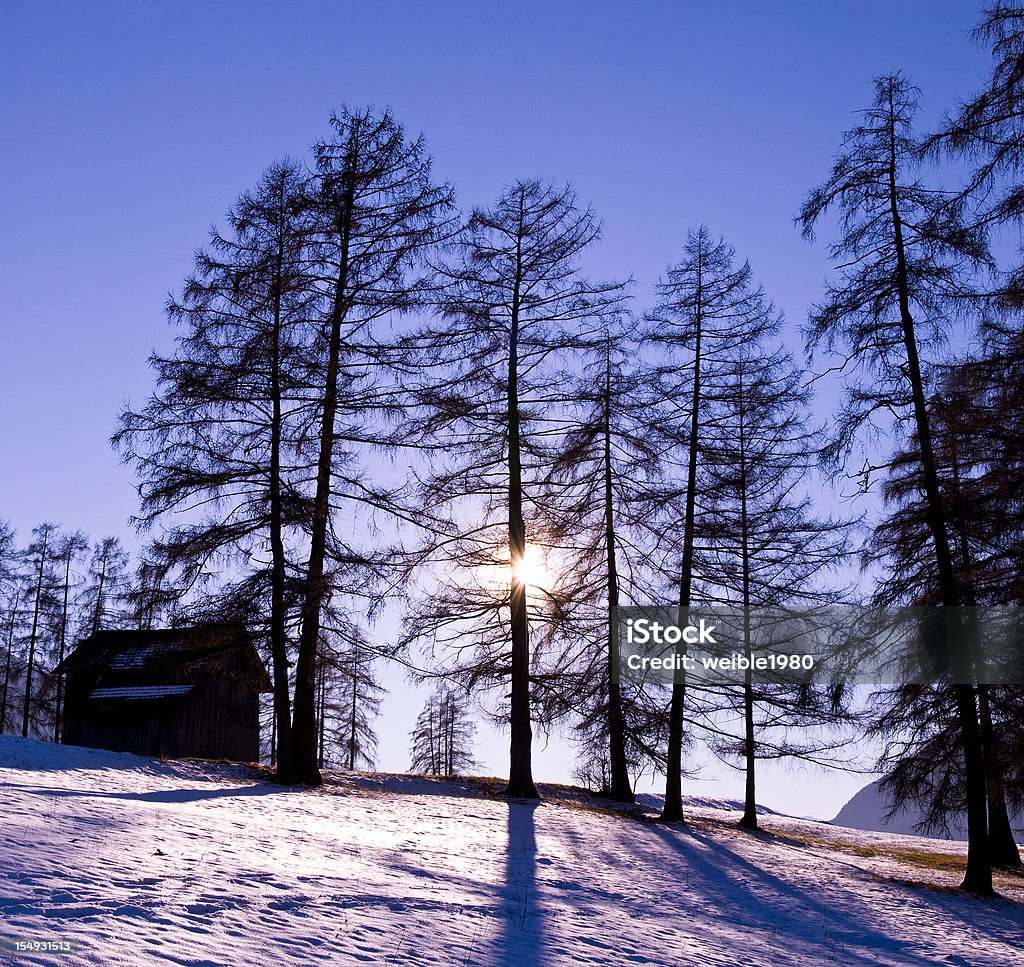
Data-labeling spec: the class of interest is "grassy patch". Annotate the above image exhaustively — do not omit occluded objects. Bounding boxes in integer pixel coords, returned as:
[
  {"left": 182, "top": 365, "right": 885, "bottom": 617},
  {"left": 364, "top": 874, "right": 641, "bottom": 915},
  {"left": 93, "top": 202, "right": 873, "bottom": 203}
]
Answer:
[
  {"left": 762, "top": 824, "right": 1024, "bottom": 893},
  {"left": 767, "top": 827, "right": 967, "bottom": 871}
]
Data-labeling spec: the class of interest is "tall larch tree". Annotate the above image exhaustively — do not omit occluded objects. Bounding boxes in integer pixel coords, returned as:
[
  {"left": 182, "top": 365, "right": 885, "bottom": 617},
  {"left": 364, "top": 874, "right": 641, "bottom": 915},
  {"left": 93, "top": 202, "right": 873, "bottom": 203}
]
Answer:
[
  {"left": 400, "top": 180, "right": 626, "bottom": 798},
  {"left": 286, "top": 107, "right": 456, "bottom": 785},
  {"left": 115, "top": 159, "right": 317, "bottom": 779},
  {"left": 645, "top": 227, "right": 773, "bottom": 823},
  {"left": 546, "top": 318, "right": 664, "bottom": 802},
  {"left": 21, "top": 523, "right": 59, "bottom": 739},
  {"left": 52, "top": 530, "right": 88, "bottom": 742},
  {"left": 692, "top": 327, "right": 849, "bottom": 831},
  {"left": 798, "top": 74, "right": 993, "bottom": 893}
]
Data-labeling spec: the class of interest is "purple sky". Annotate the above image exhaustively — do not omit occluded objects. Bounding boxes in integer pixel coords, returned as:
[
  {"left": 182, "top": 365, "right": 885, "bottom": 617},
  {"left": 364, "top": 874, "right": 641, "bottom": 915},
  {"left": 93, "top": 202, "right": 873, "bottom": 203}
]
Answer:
[
  {"left": 1, "top": 0, "right": 987, "bottom": 543},
  {"left": 0, "top": 1, "right": 994, "bottom": 811}
]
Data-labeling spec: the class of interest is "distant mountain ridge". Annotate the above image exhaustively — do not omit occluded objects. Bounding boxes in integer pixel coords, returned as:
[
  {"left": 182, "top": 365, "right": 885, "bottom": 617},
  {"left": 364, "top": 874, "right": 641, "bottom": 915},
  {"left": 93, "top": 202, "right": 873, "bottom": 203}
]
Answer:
[{"left": 832, "top": 779, "right": 1023, "bottom": 840}]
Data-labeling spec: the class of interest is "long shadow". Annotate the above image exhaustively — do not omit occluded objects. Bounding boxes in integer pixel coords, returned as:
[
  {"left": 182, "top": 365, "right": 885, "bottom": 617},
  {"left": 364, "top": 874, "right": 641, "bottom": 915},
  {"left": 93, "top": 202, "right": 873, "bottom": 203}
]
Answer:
[
  {"left": 724, "top": 826, "right": 1024, "bottom": 948},
  {"left": 10, "top": 783, "right": 285, "bottom": 804},
  {"left": 643, "top": 820, "right": 995, "bottom": 966},
  {"left": 495, "top": 800, "right": 545, "bottom": 967},
  {"left": 691, "top": 823, "right": 1024, "bottom": 943}
]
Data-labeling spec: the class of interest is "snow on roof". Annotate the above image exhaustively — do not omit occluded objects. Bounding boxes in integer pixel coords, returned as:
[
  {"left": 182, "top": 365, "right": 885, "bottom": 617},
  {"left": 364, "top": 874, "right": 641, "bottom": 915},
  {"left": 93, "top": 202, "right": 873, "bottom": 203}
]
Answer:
[
  {"left": 110, "top": 645, "right": 163, "bottom": 670},
  {"left": 88, "top": 685, "right": 194, "bottom": 701}
]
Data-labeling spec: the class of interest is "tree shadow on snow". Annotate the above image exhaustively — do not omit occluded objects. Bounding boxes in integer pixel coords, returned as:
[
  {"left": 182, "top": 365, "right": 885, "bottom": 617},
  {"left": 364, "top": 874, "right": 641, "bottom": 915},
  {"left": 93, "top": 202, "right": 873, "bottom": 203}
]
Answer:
[
  {"left": 494, "top": 800, "right": 545, "bottom": 967},
  {"left": 12, "top": 783, "right": 287, "bottom": 804},
  {"left": 642, "top": 821, "right": 990, "bottom": 966}
]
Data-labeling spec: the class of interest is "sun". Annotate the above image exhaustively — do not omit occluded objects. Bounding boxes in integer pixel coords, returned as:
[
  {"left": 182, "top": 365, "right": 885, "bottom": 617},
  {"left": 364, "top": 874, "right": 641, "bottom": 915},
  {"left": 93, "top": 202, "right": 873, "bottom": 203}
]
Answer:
[{"left": 511, "top": 544, "right": 550, "bottom": 588}]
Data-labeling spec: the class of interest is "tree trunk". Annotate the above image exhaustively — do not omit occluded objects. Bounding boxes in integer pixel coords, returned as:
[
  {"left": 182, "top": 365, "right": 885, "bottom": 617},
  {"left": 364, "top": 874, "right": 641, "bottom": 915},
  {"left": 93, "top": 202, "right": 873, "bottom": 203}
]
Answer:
[
  {"left": 53, "top": 548, "right": 73, "bottom": 744},
  {"left": 737, "top": 370, "right": 758, "bottom": 831},
  {"left": 505, "top": 218, "right": 538, "bottom": 799},
  {"left": 268, "top": 177, "right": 295, "bottom": 779},
  {"left": 270, "top": 703, "right": 277, "bottom": 767},
  {"left": 429, "top": 703, "right": 437, "bottom": 774},
  {"left": 291, "top": 128, "right": 360, "bottom": 786},
  {"left": 348, "top": 655, "right": 358, "bottom": 771},
  {"left": 662, "top": 251, "right": 703, "bottom": 823},
  {"left": 446, "top": 700, "right": 455, "bottom": 776},
  {"left": 979, "top": 684, "right": 1022, "bottom": 867},
  {"left": 603, "top": 338, "right": 634, "bottom": 803},
  {"left": 1, "top": 589, "right": 21, "bottom": 734},
  {"left": 886, "top": 100, "right": 991, "bottom": 894},
  {"left": 316, "top": 658, "right": 325, "bottom": 770}
]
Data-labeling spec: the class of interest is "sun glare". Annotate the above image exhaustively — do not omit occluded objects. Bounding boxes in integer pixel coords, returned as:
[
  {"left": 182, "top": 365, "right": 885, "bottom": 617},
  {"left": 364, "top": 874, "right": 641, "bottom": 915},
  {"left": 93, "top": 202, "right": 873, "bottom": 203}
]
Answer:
[{"left": 511, "top": 544, "right": 549, "bottom": 588}]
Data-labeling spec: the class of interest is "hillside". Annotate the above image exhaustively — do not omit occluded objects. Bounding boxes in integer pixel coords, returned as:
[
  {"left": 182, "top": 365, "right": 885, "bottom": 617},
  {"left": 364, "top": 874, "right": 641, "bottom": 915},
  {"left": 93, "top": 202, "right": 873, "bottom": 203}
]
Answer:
[{"left": 1, "top": 736, "right": 1022, "bottom": 966}]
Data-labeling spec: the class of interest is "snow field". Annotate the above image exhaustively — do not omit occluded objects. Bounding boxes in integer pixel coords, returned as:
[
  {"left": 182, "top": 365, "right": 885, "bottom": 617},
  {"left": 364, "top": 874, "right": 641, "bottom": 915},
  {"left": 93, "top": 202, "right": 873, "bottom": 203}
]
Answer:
[{"left": 1, "top": 736, "right": 1022, "bottom": 966}]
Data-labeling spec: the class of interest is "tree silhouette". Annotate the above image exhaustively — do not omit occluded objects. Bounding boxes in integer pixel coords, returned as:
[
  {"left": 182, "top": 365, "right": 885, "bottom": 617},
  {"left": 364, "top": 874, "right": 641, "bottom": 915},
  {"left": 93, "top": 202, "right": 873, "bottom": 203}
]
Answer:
[
  {"left": 115, "top": 159, "right": 316, "bottom": 777},
  {"left": 798, "top": 73, "right": 994, "bottom": 893},
  {"left": 316, "top": 635, "right": 385, "bottom": 771},
  {"left": 410, "top": 685, "right": 479, "bottom": 776},
  {"left": 288, "top": 108, "right": 456, "bottom": 785},
  {"left": 52, "top": 530, "right": 88, "bottom": 742},
  {"left": 927, "top": 3, "right": 1024, "bottom": 296},
  {"left": 868, "top": 355, "right": 1023, "bottom": 866},
  {"left": 77, "top": 536, "right": 128, "bottom": 636},
  {"left": 21, "top": 523, "right": 59, "bottom": 739},
  {"left": 117, "top": 112, "right": 454, "bottom": 785},
  {"left": 644, "top": 226, "right": 776, "bottom": 823},
  {"left": 0, "top": 521, "right": 20, "bottom": 734},
  {"left": 400, "top": 180, "right": 626, "bottom": 798},
  {"left": 695, "top": 338, "right": 850, "bottom": 831},
  {"left": 546, "top": 319, "right": 664, "bottom": 802}
]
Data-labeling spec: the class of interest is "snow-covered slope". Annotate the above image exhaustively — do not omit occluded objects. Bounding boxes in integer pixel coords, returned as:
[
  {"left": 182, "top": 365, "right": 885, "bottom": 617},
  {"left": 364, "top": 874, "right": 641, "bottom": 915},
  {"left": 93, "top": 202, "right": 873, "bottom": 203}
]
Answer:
[
  {"left": 1, "top": 736, "right": 1022, "bottom": 966},
  {"left": 833, "top": 779, "right": 1024, "bottom": 840}
]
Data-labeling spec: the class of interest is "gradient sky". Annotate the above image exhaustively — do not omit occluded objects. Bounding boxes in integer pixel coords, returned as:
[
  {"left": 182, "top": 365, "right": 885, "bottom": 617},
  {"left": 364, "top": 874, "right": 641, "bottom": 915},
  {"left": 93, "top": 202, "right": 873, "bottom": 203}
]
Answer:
[{"left": 0, "top": 1, "right": 995, "bottom": 815}]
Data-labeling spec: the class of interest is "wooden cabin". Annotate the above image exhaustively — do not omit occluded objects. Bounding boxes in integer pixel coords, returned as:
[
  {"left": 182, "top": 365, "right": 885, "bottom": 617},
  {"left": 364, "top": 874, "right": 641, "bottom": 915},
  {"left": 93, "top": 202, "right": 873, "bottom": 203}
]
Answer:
[{"left": 59, "top": 623, "right": 271, "bottom": 762}]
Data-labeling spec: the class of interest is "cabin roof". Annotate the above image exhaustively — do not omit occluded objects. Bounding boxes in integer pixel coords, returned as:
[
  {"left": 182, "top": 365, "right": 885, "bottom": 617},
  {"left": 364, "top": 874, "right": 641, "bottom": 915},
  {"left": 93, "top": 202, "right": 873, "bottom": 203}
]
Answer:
[{"left": 59, "top": 623, "right": 272, "bottom": 692}]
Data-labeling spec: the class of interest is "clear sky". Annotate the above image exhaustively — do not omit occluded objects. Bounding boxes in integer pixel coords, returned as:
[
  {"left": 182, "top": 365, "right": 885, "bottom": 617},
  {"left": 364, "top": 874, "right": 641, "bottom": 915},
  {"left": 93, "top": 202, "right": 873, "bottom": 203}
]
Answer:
[{"left": 0, "top": 1, "right": 994, "bottom": 816}]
